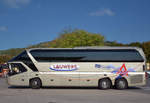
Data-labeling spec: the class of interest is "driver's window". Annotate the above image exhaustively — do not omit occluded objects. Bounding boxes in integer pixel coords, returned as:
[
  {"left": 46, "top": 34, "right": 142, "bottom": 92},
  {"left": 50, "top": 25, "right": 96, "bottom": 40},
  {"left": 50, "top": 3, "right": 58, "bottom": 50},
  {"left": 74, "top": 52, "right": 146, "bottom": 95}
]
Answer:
[{"left": 10, "top": 63, "right": 27, "bottom": 75}]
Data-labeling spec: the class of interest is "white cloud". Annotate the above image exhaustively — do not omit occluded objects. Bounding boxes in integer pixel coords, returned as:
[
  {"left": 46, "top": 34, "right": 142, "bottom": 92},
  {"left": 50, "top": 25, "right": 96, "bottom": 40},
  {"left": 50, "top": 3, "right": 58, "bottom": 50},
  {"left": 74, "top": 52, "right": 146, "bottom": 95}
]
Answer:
[
  {"left": 89, "top": 8, "right": 115, "bottom": 16},
  {"left": 3, "top": 0, "right": 32, "bottom": 8},
  {"left": 0, "top": 26, "right": 8, "bottom": 31}
]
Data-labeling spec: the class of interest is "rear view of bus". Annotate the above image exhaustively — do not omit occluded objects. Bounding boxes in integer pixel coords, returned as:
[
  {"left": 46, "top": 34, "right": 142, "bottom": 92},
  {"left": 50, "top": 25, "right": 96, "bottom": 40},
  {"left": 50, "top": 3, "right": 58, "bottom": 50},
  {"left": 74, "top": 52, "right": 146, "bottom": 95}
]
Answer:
[{"left": 7, "top": 47, "right": 146, "bottom": 89}]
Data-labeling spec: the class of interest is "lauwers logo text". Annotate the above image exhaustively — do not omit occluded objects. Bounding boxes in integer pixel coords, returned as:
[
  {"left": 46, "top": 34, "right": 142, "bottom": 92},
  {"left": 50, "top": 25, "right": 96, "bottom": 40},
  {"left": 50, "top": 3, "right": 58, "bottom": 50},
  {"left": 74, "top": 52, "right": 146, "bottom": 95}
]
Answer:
[{"left": 50, "top": 64, "right": 79, "bottom": 71}]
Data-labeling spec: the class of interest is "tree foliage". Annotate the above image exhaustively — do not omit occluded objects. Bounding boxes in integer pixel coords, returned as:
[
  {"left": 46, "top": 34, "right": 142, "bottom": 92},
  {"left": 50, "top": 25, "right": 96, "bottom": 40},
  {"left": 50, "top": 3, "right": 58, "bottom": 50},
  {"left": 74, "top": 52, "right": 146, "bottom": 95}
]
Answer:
[
  {"left": 0, "top": 55, "right": 12, "bottom": 64},
  {"left": 128, "top": 42, "right": 142, "bottom": 48},
  {"left": 105, "top": 41, "right": 125, "bottom": 46},
  {"left": 0, "top": 48, "right": 24, "bottom": 56},
  {"left": 142, "top": 41, "right": 150, "bottom": 62},
  {"left": 50, "top": 29, "right": 105, "bottom": 48}
]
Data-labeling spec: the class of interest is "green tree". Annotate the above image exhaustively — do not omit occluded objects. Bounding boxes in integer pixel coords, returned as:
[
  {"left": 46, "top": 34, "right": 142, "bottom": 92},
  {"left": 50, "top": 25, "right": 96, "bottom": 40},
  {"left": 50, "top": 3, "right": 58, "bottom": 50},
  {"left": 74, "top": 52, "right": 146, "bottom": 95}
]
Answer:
[
  {"left": 105, "top": 41, "right": 125, "bottom": 46},
  {"left": 50, "top": 29, "right": 105, "bottom": 48},
  {"left": 142, "top": 41, "right": 150, "bottom": 69},
  {"left": 142, "top": 41, "right": 150, "bottom": 62},
  {"left": 128, "top": 42, "right": 142, "bottom": 48},
  {"left": 0, "top": 55, "right": 12, "bottom": 64}
]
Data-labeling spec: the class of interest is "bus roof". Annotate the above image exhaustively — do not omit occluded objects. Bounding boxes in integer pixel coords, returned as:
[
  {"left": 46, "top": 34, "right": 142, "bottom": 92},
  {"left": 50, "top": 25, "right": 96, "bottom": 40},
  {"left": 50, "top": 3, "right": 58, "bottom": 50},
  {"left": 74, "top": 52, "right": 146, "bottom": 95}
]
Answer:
[{"left": 26, "top": 46, "right": 142, "bottom": 51}]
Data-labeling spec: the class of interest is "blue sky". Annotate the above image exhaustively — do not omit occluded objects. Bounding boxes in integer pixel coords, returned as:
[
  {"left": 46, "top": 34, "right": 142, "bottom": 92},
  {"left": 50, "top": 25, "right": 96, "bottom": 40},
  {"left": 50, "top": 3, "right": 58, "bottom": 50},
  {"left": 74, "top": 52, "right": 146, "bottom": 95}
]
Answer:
[{"left": 0, "top": 0, "right": 150, "bottom": 50}]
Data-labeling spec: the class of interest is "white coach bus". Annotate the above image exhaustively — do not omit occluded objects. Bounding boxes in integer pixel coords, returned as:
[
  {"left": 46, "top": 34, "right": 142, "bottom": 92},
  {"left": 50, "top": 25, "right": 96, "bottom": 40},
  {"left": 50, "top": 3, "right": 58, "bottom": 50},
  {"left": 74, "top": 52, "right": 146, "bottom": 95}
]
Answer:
[{"left": 7, "top": 47, "right": 146, "bottom": 89}]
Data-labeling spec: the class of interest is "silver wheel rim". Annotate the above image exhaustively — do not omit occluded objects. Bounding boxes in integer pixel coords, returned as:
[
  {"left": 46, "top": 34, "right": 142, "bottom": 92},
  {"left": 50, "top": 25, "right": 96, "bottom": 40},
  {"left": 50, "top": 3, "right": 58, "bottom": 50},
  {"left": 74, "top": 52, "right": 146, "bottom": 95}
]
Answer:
[
  {"left": 102, "top": 81, "right": 108, "bottom": 88},
  {"left": 33, "top": 80, "right": 38, "bottom": 86},
  {"left": 118, "top": 80, "right": 125, "bottom": 88}
]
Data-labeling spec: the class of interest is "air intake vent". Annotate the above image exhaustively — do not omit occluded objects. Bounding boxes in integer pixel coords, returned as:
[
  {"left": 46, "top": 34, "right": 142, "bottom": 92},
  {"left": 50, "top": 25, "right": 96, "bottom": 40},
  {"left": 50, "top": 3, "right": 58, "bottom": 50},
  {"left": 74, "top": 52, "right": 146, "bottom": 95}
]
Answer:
[{"left": 130, "top": 75, "right": 143, "bottom": 84}]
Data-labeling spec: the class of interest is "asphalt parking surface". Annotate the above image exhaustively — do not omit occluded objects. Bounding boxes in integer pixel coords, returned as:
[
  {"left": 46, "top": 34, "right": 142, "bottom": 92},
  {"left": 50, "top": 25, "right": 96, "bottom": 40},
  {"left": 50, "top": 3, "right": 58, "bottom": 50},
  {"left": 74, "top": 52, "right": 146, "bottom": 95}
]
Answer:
[{"left": 0, "top": 78, "right": 150, "bottom": 103}]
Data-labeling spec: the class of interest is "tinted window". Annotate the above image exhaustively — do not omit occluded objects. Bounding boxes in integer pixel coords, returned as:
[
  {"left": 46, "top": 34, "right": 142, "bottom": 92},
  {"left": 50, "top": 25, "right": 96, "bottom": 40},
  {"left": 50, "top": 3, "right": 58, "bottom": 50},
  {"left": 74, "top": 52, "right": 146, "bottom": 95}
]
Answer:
[
  {"left": 10, "top": 51, "right": 38, "bottom": 71},
  {"left": 30, "top": 49, "right": 144, "bottom": 62},
  {"left": 0, "top": 66, "right": 2, "bottom": 73},
  {"left": 8, "top": 63, "right": 27, "bottom": 76},
  {"left": 11, "top": 63, "right": 27, "bottom": 72}
]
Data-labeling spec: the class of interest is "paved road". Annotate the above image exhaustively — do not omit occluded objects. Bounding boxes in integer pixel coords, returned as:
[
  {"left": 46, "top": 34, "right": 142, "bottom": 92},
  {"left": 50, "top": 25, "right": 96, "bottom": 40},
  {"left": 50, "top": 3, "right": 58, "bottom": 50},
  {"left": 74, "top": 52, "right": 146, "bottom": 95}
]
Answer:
[{"left": 0, "top": 78, "right": 150, "bottom": 103}]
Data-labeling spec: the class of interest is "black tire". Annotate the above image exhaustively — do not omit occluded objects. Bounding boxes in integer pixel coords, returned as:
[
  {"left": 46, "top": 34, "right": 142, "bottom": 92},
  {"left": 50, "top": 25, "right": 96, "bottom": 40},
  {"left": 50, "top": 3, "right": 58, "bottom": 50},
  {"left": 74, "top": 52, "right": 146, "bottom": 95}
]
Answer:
[
  {"left": 98, "top": 78, "right": 112, "bottom": 90},
  {"left": 115, "top": 78, "right": 128, "bottom": 90},
  {"left": 30, "top": 78, "right": 42, "bottom": 89}
]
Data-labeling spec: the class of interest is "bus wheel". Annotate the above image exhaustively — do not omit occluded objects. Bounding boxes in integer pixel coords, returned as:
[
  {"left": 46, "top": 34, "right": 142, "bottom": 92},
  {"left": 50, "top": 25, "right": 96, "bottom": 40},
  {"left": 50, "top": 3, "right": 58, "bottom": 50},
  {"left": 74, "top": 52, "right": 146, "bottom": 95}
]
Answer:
[
  {"left": 115, "top": 78, "right": 128, "bottom": 90},
  {"left": 98, "top": 78, "right": 111, "bottom": 90},
  {"left": 30, "top": 78, "right": 42, "bottom": 89}
]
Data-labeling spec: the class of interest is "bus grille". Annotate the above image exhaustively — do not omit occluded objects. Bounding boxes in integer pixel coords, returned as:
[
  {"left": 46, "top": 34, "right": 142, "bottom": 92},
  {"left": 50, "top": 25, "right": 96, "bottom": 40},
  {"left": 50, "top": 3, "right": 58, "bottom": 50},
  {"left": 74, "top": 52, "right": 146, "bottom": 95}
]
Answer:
[{"left": 130, "top": 75, "right": 143, "bottom": 84}]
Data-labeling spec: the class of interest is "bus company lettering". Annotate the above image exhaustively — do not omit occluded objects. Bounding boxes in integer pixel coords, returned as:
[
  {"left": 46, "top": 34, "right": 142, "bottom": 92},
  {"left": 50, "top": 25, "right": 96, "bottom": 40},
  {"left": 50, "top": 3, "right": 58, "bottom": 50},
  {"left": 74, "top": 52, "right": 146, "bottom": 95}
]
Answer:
[
  {"left": 95, "top": 64, "right": 116, "bottom": 69},
  {"left": 50, "top": 64, "right": 79, "bottom": 71}
]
